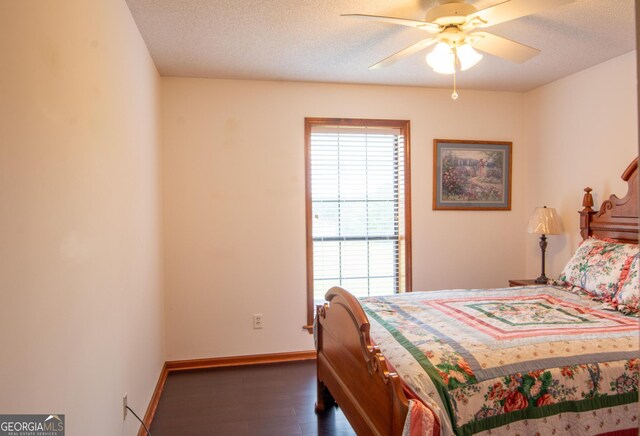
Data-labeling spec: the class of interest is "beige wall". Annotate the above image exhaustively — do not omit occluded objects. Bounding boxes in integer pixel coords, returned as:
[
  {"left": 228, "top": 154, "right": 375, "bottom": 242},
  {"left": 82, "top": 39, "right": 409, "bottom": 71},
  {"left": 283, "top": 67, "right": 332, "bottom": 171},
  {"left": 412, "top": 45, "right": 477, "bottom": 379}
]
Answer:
[
  {"left": 0, "top": 1, "right": 164, "bottom": 435},
  {"left": 161, "top": 79, "right": 526, "bottom": 359},
  {"left": 523, "top": 51, "right": 638, "bottom": 279},
  {"left": 162, "top": 52, "right": 637, "bottom": 361}
]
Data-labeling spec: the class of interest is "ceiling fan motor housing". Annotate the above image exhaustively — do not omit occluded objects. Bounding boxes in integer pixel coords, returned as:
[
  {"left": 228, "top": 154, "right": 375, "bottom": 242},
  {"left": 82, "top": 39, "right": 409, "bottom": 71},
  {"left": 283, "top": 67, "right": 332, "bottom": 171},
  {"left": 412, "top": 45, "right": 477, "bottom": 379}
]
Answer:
[
  {"left": 439, "top": 26, "right": 467, "bottom": 45},
  {"left": 425, "top": 3, "right": 477, "bottom": 26}
]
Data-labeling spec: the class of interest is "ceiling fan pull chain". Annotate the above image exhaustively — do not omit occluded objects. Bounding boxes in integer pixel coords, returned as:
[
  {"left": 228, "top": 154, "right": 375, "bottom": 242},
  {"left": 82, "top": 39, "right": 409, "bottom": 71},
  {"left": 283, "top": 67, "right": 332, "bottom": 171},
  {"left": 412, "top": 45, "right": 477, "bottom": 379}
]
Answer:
[
  {"left": 451, "top": 46, "right": 459, "bottom": 100},
  {"left": 452, "top": 70, "right": 459, "bottom": 100}
]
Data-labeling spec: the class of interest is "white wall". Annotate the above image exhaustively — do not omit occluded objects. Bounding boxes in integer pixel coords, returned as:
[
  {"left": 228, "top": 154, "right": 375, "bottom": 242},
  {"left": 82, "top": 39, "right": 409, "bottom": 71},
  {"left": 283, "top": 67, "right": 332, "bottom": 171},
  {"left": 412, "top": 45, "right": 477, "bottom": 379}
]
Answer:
[
  {"left": 161, "top": 79, "right": 526, "bottom": 360},
  {"left": 0, "top": 1, "right": 164, "bottom": 435},
  {"left": 523, "top": 51, "right": 638, "bottom": 279}
]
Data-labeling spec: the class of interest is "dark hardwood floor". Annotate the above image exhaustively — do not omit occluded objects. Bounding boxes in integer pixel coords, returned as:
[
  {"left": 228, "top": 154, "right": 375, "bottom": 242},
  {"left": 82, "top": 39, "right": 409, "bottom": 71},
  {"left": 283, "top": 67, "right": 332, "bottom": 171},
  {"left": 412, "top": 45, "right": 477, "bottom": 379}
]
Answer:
[{"left": 150, "top": 360, "right": 356, "bottom": 435}]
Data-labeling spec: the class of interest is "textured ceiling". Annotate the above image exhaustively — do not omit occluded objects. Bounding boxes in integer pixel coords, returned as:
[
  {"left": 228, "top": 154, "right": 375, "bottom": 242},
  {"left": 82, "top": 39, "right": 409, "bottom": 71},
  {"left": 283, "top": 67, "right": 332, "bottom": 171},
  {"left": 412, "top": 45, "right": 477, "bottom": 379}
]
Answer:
[{"left": 125, "top": 0, "right": 636, "bottom": 92}]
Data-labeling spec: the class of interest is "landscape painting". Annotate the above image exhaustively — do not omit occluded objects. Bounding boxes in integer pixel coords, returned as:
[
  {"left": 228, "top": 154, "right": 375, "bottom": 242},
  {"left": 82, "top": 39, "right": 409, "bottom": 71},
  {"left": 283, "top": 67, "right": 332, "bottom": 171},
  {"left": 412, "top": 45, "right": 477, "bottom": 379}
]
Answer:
[{"left": 433, "top": 140, "right": 512, "bottom": 210}]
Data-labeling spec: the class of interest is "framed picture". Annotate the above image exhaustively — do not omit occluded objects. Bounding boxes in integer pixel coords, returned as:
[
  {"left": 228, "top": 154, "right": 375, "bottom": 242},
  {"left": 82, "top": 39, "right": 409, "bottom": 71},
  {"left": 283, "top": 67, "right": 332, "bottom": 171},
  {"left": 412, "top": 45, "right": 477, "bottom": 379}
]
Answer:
[{"left": 433, "top": 139, "right": 512, "bottom": 210}]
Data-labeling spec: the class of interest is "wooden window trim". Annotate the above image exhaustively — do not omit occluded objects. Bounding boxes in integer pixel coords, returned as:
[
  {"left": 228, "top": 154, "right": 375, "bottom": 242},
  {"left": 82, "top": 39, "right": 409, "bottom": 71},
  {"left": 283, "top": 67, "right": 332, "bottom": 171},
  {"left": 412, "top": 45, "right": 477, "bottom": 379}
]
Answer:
[{"left": 303, "top": 118, "right": 412, "bottom": 331}]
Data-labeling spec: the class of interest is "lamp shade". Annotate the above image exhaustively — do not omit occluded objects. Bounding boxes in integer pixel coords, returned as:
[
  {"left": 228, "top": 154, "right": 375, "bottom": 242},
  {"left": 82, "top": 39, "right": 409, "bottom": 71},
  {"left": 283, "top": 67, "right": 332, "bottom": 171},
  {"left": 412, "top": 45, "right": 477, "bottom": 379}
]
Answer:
[
  {"left": 426, "top": 42, "right": 455, "bottom": 75},
  {"left": 457, "top": 43, "right": 483, "bottom": 71},
  {"left": 527, "top": 207, "right": 562, "bottom": 235},
  {"left": 426, "top": 42, "right": 483, "bottom": 75}
]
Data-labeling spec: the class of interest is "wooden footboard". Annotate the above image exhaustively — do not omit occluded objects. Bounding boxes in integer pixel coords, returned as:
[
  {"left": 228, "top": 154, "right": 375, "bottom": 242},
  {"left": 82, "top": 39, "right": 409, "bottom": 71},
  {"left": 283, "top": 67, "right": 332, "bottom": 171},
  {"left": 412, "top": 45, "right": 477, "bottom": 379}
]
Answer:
[{"left": 315, "top": 286, "right": 409, "bottom": 436}]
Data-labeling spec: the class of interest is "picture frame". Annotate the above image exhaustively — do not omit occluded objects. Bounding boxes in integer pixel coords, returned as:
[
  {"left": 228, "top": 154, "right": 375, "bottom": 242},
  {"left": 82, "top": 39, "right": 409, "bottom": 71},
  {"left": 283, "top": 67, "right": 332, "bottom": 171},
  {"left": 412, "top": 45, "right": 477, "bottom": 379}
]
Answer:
[{"left": 433, "top": 139, "right": 512, "bottom": 210}]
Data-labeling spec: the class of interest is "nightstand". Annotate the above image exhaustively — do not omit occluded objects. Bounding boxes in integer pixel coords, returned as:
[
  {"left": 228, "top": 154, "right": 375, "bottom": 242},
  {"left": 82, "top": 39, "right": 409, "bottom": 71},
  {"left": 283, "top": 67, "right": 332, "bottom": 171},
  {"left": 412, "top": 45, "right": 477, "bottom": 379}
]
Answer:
[{"left": 508, "top": 279, "right": 540, "bottom": 287}]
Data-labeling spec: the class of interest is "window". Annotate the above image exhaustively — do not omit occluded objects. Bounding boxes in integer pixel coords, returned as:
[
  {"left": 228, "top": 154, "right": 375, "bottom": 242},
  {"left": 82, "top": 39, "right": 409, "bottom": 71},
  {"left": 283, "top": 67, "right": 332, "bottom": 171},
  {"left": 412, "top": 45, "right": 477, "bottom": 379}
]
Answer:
[{"left": 304, "top": 118, "right": 412, "bottom": 328}]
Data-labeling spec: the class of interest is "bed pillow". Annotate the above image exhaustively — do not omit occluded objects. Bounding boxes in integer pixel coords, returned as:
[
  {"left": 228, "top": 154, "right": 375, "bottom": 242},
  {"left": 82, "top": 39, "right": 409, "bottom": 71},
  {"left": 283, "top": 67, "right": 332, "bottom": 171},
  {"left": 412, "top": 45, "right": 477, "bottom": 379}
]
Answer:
[
  {"left": 559, "top": 238, "right": 638, "bottom": 301},
  {"left": 613, "top": 254, "right": 639, "bottom": 315}
]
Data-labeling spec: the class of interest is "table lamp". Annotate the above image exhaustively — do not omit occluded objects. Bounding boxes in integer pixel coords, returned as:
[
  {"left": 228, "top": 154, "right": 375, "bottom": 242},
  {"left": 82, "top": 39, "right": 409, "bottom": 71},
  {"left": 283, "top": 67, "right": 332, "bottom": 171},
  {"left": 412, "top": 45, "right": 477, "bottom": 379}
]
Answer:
[{"left": 527, "top": 206, "right": 562, "bottom": 284}]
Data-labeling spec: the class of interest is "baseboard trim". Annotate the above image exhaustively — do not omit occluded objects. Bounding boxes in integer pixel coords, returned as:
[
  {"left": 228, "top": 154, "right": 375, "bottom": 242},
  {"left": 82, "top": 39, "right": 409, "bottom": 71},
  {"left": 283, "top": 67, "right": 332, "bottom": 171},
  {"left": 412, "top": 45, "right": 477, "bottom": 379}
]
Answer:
[
  {"left": 138, "top": 362, "right": 168, "bottom": 436},
  {"left": 166, "top": 350, "right": 317, "bottom": 371},
  {"left": 138, "top": 350, "right": 316, "bottom": 434}
]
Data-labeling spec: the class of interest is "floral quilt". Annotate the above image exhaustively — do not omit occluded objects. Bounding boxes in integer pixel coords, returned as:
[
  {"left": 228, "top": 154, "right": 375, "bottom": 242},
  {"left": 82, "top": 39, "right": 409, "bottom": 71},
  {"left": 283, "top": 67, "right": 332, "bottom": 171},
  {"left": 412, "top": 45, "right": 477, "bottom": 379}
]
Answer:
[{"left": 360, "top": 286, "right": 639, "bottom": 436}]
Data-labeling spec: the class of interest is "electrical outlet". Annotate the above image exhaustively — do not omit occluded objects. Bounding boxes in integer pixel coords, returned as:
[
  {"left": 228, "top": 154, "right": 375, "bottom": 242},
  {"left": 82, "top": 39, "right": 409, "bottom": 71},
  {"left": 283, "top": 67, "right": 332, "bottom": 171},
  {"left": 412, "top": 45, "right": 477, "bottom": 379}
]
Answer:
[
  {"left": 123, "top": 393, "right": 128, "bottom": 420},
  {"left": 253, "top": 313, "right": 263, "bottom": 329}
]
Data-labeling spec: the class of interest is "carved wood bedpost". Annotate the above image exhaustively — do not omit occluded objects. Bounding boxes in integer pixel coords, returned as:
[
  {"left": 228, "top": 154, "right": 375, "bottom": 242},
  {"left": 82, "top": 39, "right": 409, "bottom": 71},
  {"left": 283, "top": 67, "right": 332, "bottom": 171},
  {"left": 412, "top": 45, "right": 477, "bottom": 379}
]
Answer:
[
  {"left": 315, "top": 287, "right": 411, "bottom": 435},
  {"left": 579, "top": 158, "right": 638, "bottom": 243},
  {"left": 315, "top": 304, "right": 335, "bottom": 413},
  {"left": 580, "top": 187, "right": 596, "bottom": 240}
]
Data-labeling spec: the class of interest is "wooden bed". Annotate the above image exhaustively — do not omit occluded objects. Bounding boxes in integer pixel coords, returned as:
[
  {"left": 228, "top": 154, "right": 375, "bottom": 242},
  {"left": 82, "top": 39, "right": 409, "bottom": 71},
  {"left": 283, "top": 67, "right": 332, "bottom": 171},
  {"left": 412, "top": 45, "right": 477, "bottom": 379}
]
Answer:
[{"left": 314, "top": 157, "right": 639, "bottom": 436}]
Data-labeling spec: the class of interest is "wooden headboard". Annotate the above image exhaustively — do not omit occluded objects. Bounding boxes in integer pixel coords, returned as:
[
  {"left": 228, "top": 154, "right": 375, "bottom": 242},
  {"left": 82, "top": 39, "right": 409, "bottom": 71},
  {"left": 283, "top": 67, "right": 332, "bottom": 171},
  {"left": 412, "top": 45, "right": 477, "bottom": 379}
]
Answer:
[{"left": 580, "top": 157, "right": 639, "bottom": 243}]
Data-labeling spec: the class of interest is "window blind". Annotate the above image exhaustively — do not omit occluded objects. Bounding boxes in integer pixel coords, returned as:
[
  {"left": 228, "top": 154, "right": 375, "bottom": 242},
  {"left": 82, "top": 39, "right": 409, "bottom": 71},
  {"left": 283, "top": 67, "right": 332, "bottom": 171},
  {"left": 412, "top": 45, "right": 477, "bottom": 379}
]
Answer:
[{"left": 309, "top": 124, "right": 406, "bottom": 303}]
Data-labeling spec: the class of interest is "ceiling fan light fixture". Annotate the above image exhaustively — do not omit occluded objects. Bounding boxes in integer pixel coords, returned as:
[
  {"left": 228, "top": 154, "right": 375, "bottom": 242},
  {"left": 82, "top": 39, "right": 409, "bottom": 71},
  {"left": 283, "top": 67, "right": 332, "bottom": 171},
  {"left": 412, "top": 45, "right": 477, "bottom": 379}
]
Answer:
[
  {"left": 457, "top": 43, "right": 483, "bottom": 71},
  {"left": 426, "top": 41, "right": 455, "bottom": 75}
]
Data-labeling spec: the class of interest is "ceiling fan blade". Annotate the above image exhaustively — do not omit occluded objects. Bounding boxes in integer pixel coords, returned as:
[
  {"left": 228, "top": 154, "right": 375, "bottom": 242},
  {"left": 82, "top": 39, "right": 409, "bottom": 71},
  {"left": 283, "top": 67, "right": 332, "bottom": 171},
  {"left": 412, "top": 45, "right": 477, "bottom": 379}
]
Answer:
[
  {"left": 469, "top": 31, "right": 539, "bottom": 63},
  {"left": 342, "top": 14, "right": 441, "bottom": 32},
  {"left": 468, "top": 0, "right": 574, "bottom": 28},
  {"left": 369, "top": 38, "right": 438, "bottom": 69}
]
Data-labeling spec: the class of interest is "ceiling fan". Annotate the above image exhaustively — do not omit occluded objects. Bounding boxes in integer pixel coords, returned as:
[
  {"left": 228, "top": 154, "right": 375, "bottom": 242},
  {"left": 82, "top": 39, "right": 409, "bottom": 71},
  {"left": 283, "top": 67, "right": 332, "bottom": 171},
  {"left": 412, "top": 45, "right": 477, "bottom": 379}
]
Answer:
[{"left": 344, "top": 0, "right": 574, "bottom": 75}]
